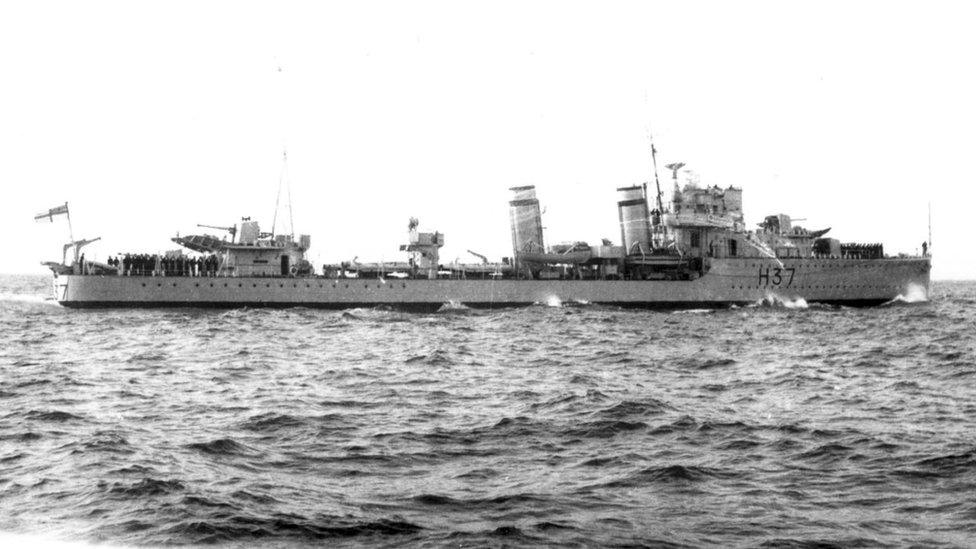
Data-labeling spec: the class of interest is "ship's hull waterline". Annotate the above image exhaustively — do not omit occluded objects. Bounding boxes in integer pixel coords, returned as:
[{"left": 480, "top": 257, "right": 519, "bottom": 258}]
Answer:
[{"left": 54, "top": 257, "right": 930, "bottom": 311}]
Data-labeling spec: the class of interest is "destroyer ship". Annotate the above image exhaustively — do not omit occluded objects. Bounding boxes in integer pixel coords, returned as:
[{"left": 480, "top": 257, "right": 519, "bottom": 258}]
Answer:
[{"left": 41, "top": 157, "right": 930, "bottom": 310}]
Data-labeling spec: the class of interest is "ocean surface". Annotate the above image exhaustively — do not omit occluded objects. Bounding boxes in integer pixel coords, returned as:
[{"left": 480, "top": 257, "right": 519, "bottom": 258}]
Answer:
[{"left": 1, "top": 274, "right": 974, "bottom": 548}]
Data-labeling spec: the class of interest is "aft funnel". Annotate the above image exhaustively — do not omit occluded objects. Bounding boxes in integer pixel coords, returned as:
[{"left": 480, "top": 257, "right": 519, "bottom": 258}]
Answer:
[
  {"left": 509, "top": 186, "right": 545, "bottom": 257},
  {"left": 617, "top": 185, "right": 653, "bottom": 255}
]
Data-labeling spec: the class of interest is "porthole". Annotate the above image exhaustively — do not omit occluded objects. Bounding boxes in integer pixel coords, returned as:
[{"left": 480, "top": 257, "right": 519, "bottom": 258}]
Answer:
[
  {"left": 210, "top": 284, "right": 214, "bottom": 288},
  {"left": 157, "top": 283, "right": 161, "bottom": 287},
  {"left": 173, "top": 283, "right": 177, "bottom": 287},
  {"left": 141, "top": 283, "right": 146, "bottom": 287},
  {"left": 195, "top": 283, "right": 199, "bottom": 287},
  {"left": 252, "top": 284, "right": 256, "bottom": 288}
]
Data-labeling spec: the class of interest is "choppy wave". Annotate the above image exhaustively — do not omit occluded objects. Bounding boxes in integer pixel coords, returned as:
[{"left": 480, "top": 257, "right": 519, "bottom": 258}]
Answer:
[{"left": 0, "top": 275, "right": 972, "bottom": 547}]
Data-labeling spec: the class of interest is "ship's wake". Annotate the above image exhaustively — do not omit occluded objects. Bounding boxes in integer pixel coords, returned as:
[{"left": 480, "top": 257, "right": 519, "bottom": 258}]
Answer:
[
  {"left": 672, "top": 308, "right": 715, "bottom": 315},
  {"left": 535, "top": 295, "right": 562, "bottom": 307},
  {"left": 533, "top": 296, "right": 593, "bottom": 308},
  {"left": 0, "top": 293, "right": 58, "bottom": 306},
  {"left": 752, "top": 294, "right": 809, "bottom": 310},
  {"left": 0, "top": 533, "right": 90, "bottom": 549},
  {"left": 339, "top": 307, "right": 411, "bottom": 322},
  {"left": 437, "top": 300, "right": 473, "bottom": 314},
  {"left": 883, "top": 283, "right": 929, "bottom": 306}
]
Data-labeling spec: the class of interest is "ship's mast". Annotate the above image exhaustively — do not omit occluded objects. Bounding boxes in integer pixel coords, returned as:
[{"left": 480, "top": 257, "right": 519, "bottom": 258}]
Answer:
[
  {"left": 651, "top": 142, "right": 665, "bottom": 216},
  {"left": 270, "top": 59, "right": 295, "bottom": 239},
  {"left": 287, "top": 165, "right": 294, "bottom": 238},
  {"left": 665, "top": 162, "right": 685, "bottom": 187},
  {"left": 928, "top": 201, "right": 933, "bottom": 257},
  {"left": 270, "top": 149, "right": 295, "bottom": 239},
  {"left": 649, "top": 140, "right": 671, "bottom": 248}
]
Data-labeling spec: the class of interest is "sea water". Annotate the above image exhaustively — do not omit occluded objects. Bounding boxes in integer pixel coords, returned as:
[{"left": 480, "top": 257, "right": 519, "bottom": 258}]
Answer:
[{"left": 1, "top": 275, "right": 974, "bottom": 546}]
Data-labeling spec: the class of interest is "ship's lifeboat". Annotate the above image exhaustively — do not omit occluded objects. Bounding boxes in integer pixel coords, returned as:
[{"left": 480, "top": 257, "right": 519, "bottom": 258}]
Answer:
[
  {"left": 42, "top": 261, "right": 74, "bottom": 275},
  {"left": 517, "top": 250, "right": 592, "bottom": 264},
  {"left": 171, "top": 234, "right": 228, "bottom": 253}
]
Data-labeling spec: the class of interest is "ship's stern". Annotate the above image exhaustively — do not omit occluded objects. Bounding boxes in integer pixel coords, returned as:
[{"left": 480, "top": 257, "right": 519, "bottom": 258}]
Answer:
[{"left": 53, "top": 275, "right": 68, "bottom": 304}]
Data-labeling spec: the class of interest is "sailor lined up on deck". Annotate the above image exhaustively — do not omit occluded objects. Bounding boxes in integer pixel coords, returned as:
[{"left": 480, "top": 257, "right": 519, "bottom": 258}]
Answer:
[
  {"left": 159, "top": 255, "right": 219, "bottom": 277},
  {"left": 108, "top": 253, "right": 219, "bottom": 276},
  {"left": 119, "top": 254, "right": 155, "bottom": 276}
]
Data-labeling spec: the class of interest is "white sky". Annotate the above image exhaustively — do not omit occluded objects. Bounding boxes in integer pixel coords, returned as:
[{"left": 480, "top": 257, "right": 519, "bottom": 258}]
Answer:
[{"left": 2, "top": 0, "right": 973, "bottom": 279}]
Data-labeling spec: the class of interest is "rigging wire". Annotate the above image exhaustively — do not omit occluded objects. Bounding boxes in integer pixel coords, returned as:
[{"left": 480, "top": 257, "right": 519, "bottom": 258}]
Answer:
[
  {"left": 271, "top": 153, "right": 283, "bottom": 237},
  {"left": 270, "top": 149, "right": 293, "bottom": 238},
  {"left": 286, "top": 151, "right": 294, "bottom": 237}
]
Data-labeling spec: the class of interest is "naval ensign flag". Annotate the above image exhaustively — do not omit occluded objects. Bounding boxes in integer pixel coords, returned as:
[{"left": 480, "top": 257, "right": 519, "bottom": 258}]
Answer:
[{"left": 34, "top": 203, "right": 69, "bottom": 223}]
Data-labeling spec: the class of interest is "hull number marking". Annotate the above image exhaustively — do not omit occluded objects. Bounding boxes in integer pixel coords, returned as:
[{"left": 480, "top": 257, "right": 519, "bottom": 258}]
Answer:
[{"left": 758, "top": 267, "right": 795, "bottom": 287}]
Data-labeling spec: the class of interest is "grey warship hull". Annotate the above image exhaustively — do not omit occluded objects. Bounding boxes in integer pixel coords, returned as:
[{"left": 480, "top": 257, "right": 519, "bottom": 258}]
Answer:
[{"left": 53, "top": 256, "right": 930, "bottom": 311}]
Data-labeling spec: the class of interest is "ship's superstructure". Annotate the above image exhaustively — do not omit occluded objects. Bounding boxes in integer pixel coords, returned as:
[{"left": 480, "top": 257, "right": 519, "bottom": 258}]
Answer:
[
  {"left": 172, "top": 219, "right": 313, "bottom": 277},
  {"left": 41, "top": 153, "right": 931, "bottom": 310}
]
